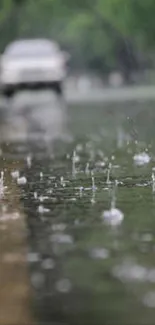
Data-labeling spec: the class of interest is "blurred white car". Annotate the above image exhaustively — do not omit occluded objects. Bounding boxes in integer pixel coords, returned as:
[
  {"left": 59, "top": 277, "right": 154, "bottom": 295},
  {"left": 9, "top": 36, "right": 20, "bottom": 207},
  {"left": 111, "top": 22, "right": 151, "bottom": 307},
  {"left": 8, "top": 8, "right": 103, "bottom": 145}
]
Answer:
[{"left": 0, "top": 38, "right": 69, "bottom": 97}]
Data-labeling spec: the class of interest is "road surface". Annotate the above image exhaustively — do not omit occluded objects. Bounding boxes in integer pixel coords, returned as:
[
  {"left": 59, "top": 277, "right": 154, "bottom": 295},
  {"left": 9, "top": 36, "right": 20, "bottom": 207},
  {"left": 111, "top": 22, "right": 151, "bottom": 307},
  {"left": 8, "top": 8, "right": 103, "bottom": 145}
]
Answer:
[{"left": 65, "top": 84, "right": 155, "bottom": 103}]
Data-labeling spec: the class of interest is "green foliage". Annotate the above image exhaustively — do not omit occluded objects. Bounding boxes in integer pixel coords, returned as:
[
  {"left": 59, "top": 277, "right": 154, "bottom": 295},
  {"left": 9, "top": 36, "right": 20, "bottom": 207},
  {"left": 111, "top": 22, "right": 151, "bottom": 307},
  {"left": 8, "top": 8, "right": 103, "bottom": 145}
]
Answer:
[{"left": 0, "top": 0, "right": 155, "bottom": 73}]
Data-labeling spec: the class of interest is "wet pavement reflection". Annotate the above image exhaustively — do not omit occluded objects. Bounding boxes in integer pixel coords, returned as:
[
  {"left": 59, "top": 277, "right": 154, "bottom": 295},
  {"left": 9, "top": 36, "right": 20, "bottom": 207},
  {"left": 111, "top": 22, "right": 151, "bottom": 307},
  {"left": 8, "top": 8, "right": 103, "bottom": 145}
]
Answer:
[
  {"left": 0, "top": 157, "right": 34, "bottom": 325},
  {"left": 1, "top": 93, "right": 155, "bottom": 324}
]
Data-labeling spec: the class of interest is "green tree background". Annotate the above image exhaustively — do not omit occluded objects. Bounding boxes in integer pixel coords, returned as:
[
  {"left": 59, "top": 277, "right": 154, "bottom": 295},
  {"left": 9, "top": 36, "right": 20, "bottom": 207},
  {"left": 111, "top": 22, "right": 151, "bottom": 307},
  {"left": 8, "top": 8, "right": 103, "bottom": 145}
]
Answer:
[{"left": 0, "top": 0, "right": 154, "bottom": 79}]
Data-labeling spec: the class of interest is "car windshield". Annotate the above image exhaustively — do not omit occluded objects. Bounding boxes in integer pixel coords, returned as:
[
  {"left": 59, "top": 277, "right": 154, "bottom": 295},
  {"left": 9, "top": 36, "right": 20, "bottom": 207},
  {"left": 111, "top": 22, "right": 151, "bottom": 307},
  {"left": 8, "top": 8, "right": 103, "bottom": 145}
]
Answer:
[{"left": 4, "top": 40, "right": 59, "bottom": 58}]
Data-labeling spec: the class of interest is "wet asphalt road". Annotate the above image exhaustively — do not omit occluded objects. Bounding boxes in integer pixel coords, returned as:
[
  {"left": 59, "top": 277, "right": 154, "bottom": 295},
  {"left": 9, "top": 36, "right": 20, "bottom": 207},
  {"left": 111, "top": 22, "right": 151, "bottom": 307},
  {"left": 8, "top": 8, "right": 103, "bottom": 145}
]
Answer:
[
  {"left": 2, "top": 92, "right": 155, "bottom": 325},
  {"left": 0, "top": 90, "right": 70, "bottom": 325}
]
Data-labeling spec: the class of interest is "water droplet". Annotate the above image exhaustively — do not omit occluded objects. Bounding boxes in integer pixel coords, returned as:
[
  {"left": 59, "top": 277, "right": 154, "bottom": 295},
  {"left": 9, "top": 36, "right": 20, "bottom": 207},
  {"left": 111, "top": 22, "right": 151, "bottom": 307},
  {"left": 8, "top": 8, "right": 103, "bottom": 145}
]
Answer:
[
  {"left": 47, "top": 189, "right": 53, "bottom": 194},
  {"left": 89, "top": 248, "right": 109, "bottom": 259},
  {"left": 17, "top": 176, "right": 27, "bottom": 185},
  {"left": 95, "top": 161, "right": 105, "bottom": 168},
  {"left": 42, "top": 258, "right": 55, "bottom": 270},
  {"left": 38, "top": 205, "right": 50, "bottom": 214},
  {"left": 60, "top": 176, "right": 66, "bottom": 187},
  {"left": 85, "top": 162, "right": 90, "bottom": 175},
  {"left": 11, "top": 170, "right": 20, "bottom": 179},
  {"left": 91, "top": 197, "right": 96, "bottom": 205},
  {"left": 112, "top": 260, "right": 147, "bottom": 282},
  {"left": 79, "top": 186, "right": 84, "bottom": 197},
  {"left": 56, "top": 278, "right": 72, "bottom": 293},
  {"left": 68, "top": 198, "right": 77, "bottom": 202},
  {"left": 34, "top": 192, "right": 38, "bottom": 199},
  {"left": 102, "top": 208, "right": 124, "bottom": 226},
  {"left": 133, "top": 152, "right": 151, "bottom": 166},
  {"left": 106, "top": 163, "right": 112, "bottom": 184},
  {"left": 50, "top": 233, "right": 73, "bottom": 244},
  {"left": 26, "top": 155, "right": 32, "bottom": 168},
  {"left": 39, "top": 195, "right": 49, "bottom": 202},
  {"left": 76, "top": 144, "right": 83, "bottom": 152}
]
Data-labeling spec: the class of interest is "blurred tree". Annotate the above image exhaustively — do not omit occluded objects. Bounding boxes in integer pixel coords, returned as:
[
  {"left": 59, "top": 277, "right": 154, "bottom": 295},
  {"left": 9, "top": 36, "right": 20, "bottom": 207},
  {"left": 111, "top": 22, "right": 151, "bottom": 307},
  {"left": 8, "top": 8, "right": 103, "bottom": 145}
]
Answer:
[
  {"left": 0, "top": 0, "right": 27, "bottom": 50},
  {"left": 0, "top": 0, "right": 155, "bottom": 80},
  {"left": 50, "top": 0, "right": 139, "bottom": 80}
]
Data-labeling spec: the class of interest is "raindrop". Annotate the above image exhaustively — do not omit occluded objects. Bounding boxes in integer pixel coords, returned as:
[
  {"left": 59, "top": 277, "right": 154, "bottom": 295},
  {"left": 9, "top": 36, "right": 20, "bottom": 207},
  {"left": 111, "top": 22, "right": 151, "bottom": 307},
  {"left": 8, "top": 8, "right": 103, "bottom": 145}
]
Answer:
[
  {"left": 0, "top": 171, "right": 4, "bottom": 197},
  {"left": 42, "top": 258, "right": 55, "bottom": 270},
  {"left": 60, "top": 176, "right": 66, "bottom": 187},
  {"left": 26, "top": 155, "right": 32, "bottom": 168},
  {"left": 51, "top": 197, "right": 57, "bottom": 203},
  {"left": 74, "top": 152, "right": 80, "bottom": 163},
  {"left": 89, "top": 247, "right": 109, "bottom": 259},
  {"left": 152, "top": 173, "right": 155, "bottom": 193},
  {"left": 47, "top": 189, "right": 53, "bottom": 194},
  {"left": 133, "top": 152, "right": 151, "bottom": 166},
  {"left": 106, "top": 163, "right": 112, "bottom": 184},
  {"left": 91, "top": 171, "right": 97, "bottom": 191},
  {"left": 38, "top": 205, "right": 50, "bottom": 214},
  {"left": 79, "top": 186, "right": 84, "bottom": 198},
  {"left": 91, "top": 191, "right": 96, "bottom": 205},
  {"left": 11, "top": 170, "right": 20, "bottom": 179},
  {"left": 34, "top": 192, "right": 38, "bottom": 199},
  {"left": 102, "top": 208, "right": 124, "bottom": 227},
  {"left": 95, "top": 161, "right": 105, "bottom": 168},
  {"left": 68, "top": 198, "right": 77, "bottom": 202},
  {"left": 17, "top": 176, "right": 27, "bottom": 185},
  {"left": 117, "top": 127, "right": 125, "bottom": 148},
  {"left": 111, "top": 180, "right": 118, "bottom": 209},
  {"left": 56, "top": 278, "right": 72, "bottom": 293},
  {"left": 76, "top": 144, "right": 83, "bottom": 152},
  {"left": 72, "top": 150, "right": 77, "bottom": 178},
  {"left": 85, "top": 162, "right": 90, "bottom": 176},
  {"left": 112, "top": 259, "right": 147, "bottom": 282},
  {"left": 39, "top": 195, "right": 49, "bottom": 202}
]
